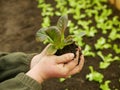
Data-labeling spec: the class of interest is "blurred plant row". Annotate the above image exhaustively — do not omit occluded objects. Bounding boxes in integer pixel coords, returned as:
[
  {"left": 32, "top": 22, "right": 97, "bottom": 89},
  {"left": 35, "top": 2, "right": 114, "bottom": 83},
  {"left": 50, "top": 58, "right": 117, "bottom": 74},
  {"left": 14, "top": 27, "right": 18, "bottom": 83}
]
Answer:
[{"left": 37, "top": 0, "right": 120, "bottom": 90}]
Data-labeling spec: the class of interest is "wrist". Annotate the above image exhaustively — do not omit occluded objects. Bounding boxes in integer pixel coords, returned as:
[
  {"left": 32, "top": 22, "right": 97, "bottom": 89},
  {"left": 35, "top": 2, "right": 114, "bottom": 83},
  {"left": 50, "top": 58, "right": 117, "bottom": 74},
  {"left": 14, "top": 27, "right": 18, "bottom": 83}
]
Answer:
[{"left": 26, "top": 67, "right": 44, "bottom": 84}]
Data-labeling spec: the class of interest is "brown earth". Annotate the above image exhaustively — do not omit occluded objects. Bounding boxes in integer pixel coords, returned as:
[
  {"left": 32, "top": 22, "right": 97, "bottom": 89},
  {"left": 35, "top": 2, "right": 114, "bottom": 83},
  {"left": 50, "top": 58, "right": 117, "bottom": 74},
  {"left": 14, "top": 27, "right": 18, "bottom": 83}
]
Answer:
[
  {"left": 0, "top": 0, "right": 120, "bottom": 90},
  {"left": 0, "top": 0, "right": 44, "bottom": 53}
]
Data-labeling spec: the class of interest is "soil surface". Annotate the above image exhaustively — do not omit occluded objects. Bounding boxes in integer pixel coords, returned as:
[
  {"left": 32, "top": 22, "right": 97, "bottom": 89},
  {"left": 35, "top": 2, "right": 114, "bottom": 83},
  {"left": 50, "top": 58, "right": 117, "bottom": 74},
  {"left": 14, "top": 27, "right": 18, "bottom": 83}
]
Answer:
[
  {"left": 0, "top": 0, "right": 120, "bottom": 90},
  {"left": 0, "top": 0, "right": 44, "bottom": 53}
]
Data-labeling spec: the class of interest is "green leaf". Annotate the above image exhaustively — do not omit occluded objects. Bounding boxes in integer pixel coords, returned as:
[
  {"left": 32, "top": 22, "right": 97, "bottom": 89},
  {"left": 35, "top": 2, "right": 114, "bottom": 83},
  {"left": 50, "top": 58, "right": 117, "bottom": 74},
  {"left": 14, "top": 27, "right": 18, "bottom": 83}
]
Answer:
[
  {"left": 99, "top": 62, "right": 110, "bottom": 69},
  {"left": 100, "top": 80, "right": 111, "bottom": 90},
  {"left": 82, "top": 45, "right": 95, "bottom": 57},
  {"left": 45, "top": 44, "right": 57, "bottom": 55},
  {"left": 57, "top": 15, "right": 68, "bottom": 34},
  {"left": 97, "top": 51, "right": 120, "bottom": 69},
  {"left": 36, "top": 28, "right": 48, "bottom": 42},
  {"left": 59, "top": 78, "right": 66, "bottom": 82},
  {"left": 86, "top": 66, "right": 104, "bottom": 83},
  {"left": 113, "top": 44, "right": 120, "bottom": 54},
  {"left": 76, "top": 31, "right": 86, "bottom": 37},
  {"left": 64, "top": 35, "right": 74, "bottom": 46},
  {"left": 42, "top": 16, "right": 50, "bottom": 27},
  {"left": 45, "top": 26, "right": 61, "bottom": 46},
  {"left": 95, "top": 37, "right": 111, "bottom": 50}
]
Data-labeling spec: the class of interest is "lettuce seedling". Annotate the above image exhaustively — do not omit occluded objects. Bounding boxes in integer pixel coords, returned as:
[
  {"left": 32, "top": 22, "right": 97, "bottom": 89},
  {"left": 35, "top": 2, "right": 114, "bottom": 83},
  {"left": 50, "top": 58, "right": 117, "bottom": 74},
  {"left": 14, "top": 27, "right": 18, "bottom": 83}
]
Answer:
[
  {"left": 100, "top": 80, "right": 111, "bottom": 90},
  {"left": 97, "top": 51, "right": 120, "bottom": 69},
  {"left": 108, "top": 28, "right": 120, "bottom": 41},
  {"left": 86, "top": 66, "right": 104, "bottom": 83},
  {"left": 113, "top": 44, "right": 120, "bottom": 54},
  {"left": 82, "top": 44, "right": 95, "bottom": 57},
  {"left": 36, "top": 15, "right": 85, "bottom": 55},
  {"left": 95, "top": 37, "right": 111, "bottom": 50}
]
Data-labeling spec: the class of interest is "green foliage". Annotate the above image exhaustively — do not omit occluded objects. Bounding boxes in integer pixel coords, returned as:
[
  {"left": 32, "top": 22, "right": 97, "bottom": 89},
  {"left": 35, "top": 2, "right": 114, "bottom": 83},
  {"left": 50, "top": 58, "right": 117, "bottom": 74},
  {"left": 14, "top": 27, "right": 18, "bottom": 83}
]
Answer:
[
  {"left": 100, "top": 80, "right": 111, "bottom": 90},
  {"left": 55, "top": 0, "right": 68, "bottom": 16},
  {"left": 86, "top": 66, "right": 104, "bottom": 83},
  {"left": 95, "top": 37, "right": 111, "bottom": 50},
  {"left": 42, "top": 16, "right": 51, "bottom": 27},
  {"left": 97, "top": 51, "right": 120, "bottom": 69},
  {"left": 65, "top": 88, "right": 68, "bottom": 90},
  {"left": 59, "top": 78, "right": 66, "bottom": 82},
  {"left": 36, "top": 15, "right": 85, "bottom": 55},
  {"left": 82, "top": 45, "right": 95, "bottom": 57},
  {"left": 37, "top": 0, "right": 54, "bottom": 27},
  {"left": 108, "top": 29, "right": 120, "bottom": 41},
  {"left": 59, "top": 76, "right": 71, "bottom": 82}
]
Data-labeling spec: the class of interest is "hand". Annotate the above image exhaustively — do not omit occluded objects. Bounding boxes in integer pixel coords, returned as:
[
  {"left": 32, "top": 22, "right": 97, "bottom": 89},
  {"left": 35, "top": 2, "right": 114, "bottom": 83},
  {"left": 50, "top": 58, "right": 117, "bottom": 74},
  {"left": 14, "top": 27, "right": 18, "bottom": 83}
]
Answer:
[
  {"left": 109, "top": 0, "right": 120, "bottom": 10},
  {"left": 26, "top": 45, "right": 84, "bottom": 84}
]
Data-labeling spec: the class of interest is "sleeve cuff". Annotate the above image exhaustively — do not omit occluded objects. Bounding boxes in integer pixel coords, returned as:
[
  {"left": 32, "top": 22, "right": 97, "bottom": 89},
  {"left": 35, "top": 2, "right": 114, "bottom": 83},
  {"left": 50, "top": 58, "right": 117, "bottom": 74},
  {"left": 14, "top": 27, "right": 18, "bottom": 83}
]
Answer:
[
  {"left": 16, "top": 73, "right": 42, "bottom": 90},
  {"left": 25, "top": 53, "right": 38, "bottom": 66}
]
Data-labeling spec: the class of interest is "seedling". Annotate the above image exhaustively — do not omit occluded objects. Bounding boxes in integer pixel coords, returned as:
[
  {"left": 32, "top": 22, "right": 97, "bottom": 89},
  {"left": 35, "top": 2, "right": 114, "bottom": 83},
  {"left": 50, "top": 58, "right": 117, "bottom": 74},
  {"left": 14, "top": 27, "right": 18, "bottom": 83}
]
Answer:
[
  {"left": 100, "top": 80, "right": 111, "bottom": 90},
  {"left": 108, "top": 28, "right": 120, "bottom": 41},
  {"left": 97, "top": 51, "right": 120, "bottom": 69},
  {"left": 59, "top": 76, "right": 71, "bottom": 82},
  {"left": 86, "top": 66, "right": 104, "bottom": 83},
  {"left": 42, "top": 16, "right": 51, "bottom": 27},
  {"left": 36, "top": 15, "right": 85, "bottom": 55},
  {"left": 82, "top": 44, "right": 95, "bottom": 57},
  {"left": 95, "top": 37, "right": 111, "bottom": 50}
]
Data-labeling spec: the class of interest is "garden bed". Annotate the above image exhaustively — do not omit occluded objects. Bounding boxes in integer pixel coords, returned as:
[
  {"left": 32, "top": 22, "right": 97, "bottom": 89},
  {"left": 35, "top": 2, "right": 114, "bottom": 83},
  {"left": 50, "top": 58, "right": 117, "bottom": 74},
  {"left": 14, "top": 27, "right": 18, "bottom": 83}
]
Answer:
[{"left": 0, "top": 0, "right": 120, "bottom": 90}]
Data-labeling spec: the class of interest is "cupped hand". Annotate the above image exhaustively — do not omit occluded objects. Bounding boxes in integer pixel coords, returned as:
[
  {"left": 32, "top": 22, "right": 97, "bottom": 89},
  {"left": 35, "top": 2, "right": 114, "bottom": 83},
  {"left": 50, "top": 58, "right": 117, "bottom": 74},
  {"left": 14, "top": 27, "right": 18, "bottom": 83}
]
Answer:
[{"left": 27, "top": 45, "right": 84, "bottom": 84}]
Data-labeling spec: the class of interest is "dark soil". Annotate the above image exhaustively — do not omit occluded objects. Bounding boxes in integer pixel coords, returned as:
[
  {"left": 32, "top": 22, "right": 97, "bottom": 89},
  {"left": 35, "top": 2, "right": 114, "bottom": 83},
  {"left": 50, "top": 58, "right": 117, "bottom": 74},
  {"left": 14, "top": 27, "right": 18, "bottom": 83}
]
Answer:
[
  {"left": 0, "top": 0, "right": 120, "bottom": 90},
  {"left": 56, "top": 43, "right": 78, "bottom": 55},
  {"left": 55, "top": 43, "right": 82, "bottom": 64}
]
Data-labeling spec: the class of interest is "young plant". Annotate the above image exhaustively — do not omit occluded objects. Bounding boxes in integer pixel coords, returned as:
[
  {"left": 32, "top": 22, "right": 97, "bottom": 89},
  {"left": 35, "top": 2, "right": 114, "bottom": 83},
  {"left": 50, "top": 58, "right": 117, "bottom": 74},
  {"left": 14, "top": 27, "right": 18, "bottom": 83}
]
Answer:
[
  {"left": 95, "top": 37, "right": 111, "bottom": 50},
  {"left": 113, "top": 44, "right": 120, "bottom": 54},
  {"left": 100, "top": 80, "right": 111, "bottom": 90},
  {"left": 86, "top": 66, "right": 104, "bottom": 83},
  {"left": 108, "top": 28, "right": 120, "bottom": 41},
  {"left": 97, "top": 51, "right": 120, "bottom": 69},
  {"left": 59, "top": 76, "right": 71, "bottom": 82},
  {"left": 82, "top": 44, "right": 95, "bottom": 57},
  {"left": 36, "top": 15, "right": 85, "bottom": 55}
]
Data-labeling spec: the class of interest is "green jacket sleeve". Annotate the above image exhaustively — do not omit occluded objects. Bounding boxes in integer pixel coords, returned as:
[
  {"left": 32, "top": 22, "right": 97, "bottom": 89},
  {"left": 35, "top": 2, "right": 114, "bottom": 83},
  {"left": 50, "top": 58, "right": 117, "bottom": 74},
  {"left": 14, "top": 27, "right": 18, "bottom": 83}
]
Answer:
[
  {"left": 0, "top": 52, "right": 35, "bottom": 82},
  {"left": 0, "top": 52, "right": 42, "bottom": 90},
  {"left": 0, "top": 73, "right": 42, "bottom": 90}
]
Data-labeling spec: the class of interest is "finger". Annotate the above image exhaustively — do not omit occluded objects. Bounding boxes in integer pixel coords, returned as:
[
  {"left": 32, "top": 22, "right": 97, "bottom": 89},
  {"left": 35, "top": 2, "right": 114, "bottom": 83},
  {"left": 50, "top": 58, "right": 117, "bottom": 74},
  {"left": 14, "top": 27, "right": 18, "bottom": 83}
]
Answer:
[
  {"left": 40, "top": 44, "right": 51, "bottom": 56},
  {"left": 116, "top": 0, "right": 120, "bottom": 10},
  {"left": 62, "top": 49, "right": 80, "bottom": 72},
  {"left": 63, "top": 57, "right": 78, "bottom": 73},
  {"left": 68, "top": 55, "right": 84, "bottom": 75},
  {"left": 56, "top": 53, "right": 74, "bottom": 64},
  {"left": 78, "top": 46, "right": 82, "bottom": 55},
  {"left": 109, "top": 0, "right": 115, "bottom": 4},
  {"left": 78, "top": 46, "right": 81, "bottom": 51},
  {"left": 75, "top": 47, "right": 80, "bottom": 64}
]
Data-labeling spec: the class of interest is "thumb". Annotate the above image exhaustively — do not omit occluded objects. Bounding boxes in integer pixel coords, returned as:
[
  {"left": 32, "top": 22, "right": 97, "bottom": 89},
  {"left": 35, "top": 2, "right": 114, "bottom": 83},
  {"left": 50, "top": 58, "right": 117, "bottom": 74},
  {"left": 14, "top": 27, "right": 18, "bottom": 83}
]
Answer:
[
  {"left": 56, "top": 53, "right": 74, "bottom": 64},
  {"left": 109, "top": 0, "right": 114, "bottom": 4},
  {"left": 40, "top": 44, "right": 51, "bottom": 56},
  {"left": 40, "top": 44, "right": 57, "bottom": 56}
]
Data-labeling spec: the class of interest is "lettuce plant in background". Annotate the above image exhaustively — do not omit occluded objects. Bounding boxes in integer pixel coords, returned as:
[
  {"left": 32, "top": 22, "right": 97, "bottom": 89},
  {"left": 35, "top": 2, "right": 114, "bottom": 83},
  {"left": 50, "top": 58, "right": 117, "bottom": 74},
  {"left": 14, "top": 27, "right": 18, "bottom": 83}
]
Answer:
[
  {"left": 86, "top": 66, "right": 104, "bottom": 83},
  {"left": 97, "top": 51, "right": 120, "bottom": 69},
  {"left": 95, "top": 37, "right": 112, "bottom": 50},
  {"left": 100, "top": 80, "right": 111, "bottom": 90},
  {"left": 86, "top": 66, "right": 112, "bottom": 90}
]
